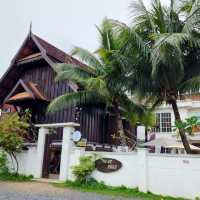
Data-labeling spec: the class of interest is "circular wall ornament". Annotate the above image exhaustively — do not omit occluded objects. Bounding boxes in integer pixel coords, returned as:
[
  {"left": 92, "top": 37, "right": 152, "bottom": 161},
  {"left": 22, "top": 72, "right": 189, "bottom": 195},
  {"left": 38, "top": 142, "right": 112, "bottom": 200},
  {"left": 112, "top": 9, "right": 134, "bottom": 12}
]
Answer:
[{"left": 72, "top": 130, "right": 82, "bottom": 142}]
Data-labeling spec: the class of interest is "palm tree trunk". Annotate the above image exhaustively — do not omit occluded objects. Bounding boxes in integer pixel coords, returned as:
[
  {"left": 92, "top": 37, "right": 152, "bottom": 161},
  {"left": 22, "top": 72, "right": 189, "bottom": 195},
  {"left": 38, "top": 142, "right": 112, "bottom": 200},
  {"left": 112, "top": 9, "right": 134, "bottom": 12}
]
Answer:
[
  {"left": 116, "top": 112, "right": 127, "bottom": 146},
  {"left": 171, "top": 100, "right": 191, "bottom": 154},
  {"left": 114, "top": 104, "right": 126, "bottom": 146},
  {"left": 145, "top": 127, "right": 148, "bottom": 142}
]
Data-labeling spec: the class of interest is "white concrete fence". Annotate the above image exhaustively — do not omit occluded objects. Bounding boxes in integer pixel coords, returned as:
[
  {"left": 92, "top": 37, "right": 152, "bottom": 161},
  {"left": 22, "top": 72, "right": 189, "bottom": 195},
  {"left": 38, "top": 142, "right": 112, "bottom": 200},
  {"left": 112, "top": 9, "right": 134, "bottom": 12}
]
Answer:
[
  {"left": 8, "top": 122, "right": 200, "bottom": 199},
  {"left": 69, "top": 148, "right": 200, "bottom": 199}
]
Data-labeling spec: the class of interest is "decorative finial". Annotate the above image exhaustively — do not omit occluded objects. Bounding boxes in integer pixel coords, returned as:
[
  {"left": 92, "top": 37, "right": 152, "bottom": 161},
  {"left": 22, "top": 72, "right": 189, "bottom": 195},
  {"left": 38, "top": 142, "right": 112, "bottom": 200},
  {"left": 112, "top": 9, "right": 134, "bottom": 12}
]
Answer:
[{"left": 29, "top": 21, "right": 32, "bottom": 38}]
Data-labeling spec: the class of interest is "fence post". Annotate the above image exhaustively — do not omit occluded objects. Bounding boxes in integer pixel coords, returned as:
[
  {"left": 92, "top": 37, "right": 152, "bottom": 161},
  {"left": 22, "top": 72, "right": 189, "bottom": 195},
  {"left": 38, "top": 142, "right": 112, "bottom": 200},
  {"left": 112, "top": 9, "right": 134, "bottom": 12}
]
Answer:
[
  {"left": 68, "top": 147, "right": 85, "bottom": 181},
  {"left": 35, "top": 127, "right": 49, "bottom": 178},
  {"left": 59, "top": 122, "right": 80, "bottom": 181},
  {"left": 137, "top": 148, "right": 148, "bottom": 193}
]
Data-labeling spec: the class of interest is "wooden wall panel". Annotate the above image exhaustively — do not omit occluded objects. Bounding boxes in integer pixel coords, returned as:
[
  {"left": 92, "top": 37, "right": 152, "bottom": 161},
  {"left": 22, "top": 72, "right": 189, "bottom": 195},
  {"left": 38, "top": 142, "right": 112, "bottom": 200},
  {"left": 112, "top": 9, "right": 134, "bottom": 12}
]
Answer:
[{"left": 19, "top": 61, "right": 108, "bottom": 143}]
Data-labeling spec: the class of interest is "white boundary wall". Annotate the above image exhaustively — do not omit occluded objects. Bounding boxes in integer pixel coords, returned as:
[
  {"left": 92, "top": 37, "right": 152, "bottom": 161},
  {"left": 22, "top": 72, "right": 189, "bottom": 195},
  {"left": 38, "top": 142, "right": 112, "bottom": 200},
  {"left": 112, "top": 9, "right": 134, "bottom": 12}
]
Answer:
[
  {"left": 8, "top": 146, "right": 38, "bottom": 176},
  {"left": 68, "top": 148, "right": 200, "bottom": 199},
  {"left": 12, "top": 146, "right": 200, "bottom": 199},
  {"left": 8, "top": 122, "right": 200, "bottom": 199},
  {"left": 148, "top": 154, "right": 200, "bottom": 199}
]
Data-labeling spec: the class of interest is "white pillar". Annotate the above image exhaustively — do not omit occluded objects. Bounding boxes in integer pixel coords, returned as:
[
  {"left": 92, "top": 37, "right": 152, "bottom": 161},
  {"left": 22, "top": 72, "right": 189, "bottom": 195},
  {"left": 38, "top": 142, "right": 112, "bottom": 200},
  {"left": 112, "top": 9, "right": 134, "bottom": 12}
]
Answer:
[
  {"left": 59, "top": 123, "right": 80, "bottom": 181},
  {"left": 35, "top": 127, "right": 49, "bottom": 178},
  {"left": 137, "top": 126, "right": 146, "bottom": 141},
  {"left": 68, "top": 148, "right": 85, "bottom": 181},
  {"left": 137, "top": 148, "right": 148, "bottom": 193}
]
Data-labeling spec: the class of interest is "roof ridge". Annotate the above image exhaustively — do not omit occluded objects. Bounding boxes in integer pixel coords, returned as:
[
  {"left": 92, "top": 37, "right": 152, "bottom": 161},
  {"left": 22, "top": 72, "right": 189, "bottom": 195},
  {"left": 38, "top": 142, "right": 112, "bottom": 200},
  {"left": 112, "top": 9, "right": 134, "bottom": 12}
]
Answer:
[
  {"left": 0, "top": 33, "right": 84, "bottom": 104},
  {"left": 33, "top": 34, "right": 84, "bottom": 66},
  {"left": 33, "top": 34, "right": 67, "bottom": 56}
]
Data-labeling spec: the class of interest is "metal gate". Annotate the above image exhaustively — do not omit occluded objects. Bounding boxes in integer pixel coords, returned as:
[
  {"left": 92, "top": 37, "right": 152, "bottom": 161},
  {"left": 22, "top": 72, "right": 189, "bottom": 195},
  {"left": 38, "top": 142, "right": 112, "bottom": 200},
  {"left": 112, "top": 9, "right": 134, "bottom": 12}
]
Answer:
[{"left": 42, "top": 133, "right": 62, "bottom": 178}]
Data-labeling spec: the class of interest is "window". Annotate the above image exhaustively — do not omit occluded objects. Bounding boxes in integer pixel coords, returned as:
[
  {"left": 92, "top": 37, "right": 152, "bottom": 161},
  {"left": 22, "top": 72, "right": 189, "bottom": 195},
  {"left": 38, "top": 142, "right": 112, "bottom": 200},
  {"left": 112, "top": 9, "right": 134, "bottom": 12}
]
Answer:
[
  {"left": 183, "top": 88, "right": 200, "bottom": 95},
  {"left": 191, "top": 88, "right": 200, "bottom": 94},
  {"left": 153, "top": 113, "right": 172, "bottom": 133}
]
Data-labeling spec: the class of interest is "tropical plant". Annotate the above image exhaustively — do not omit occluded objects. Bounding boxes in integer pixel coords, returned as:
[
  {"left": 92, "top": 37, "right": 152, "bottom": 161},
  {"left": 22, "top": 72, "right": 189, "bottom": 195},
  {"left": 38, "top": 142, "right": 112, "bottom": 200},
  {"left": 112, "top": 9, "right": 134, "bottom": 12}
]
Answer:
[
  {"left": 111, "top": 0, "right": 200, "bottom": 153},
  {"left": 0, "top": 112, "right": 29, "bottom": 172},
  {"left": 72, "top": 155, "right": 96, "bottom": 183},
  {"left": 19, "top": 109, "right": 38, "bottom": 142},
  {"left": 174, "top": 116, "right": 200, "bottom": 136},
  {"left": 48, "top": 19, "right": 144, "bottom": 146},
  {"left": 140, "top": 109, "right": 156, "bottom": 142},
  {"left": 0, "top": 151, "right": 9, "bottom": 174}
]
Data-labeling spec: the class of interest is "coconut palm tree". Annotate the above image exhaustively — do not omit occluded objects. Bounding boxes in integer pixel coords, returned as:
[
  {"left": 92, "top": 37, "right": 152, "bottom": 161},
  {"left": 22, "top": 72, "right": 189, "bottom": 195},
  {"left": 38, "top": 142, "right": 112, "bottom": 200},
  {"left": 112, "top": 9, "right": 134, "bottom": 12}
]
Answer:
[
  {"left": 48, "top": 19, "right": 144, "bottom": 146},
  {"left": 119, "top": 0, "right": 200, "bottom": 153}
]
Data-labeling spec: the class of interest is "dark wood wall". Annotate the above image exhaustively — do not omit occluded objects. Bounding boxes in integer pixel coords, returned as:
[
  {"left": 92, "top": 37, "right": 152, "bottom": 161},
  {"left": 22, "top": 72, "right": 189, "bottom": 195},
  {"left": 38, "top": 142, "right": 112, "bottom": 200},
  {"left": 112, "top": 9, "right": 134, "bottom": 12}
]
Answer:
[
  {"left": 19, "top": 60, "right": 109, "bottom": 143},
  {"left": 78, "top": 105, "right": 108, "bottom": 143},
  {"left": 20, "top": 60, "right": 75, "bottom": 124}
]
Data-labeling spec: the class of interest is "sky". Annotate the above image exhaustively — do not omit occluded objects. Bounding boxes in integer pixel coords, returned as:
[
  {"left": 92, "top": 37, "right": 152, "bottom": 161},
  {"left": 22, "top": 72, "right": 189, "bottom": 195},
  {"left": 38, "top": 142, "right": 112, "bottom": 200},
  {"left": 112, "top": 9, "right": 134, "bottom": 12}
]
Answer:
[{"left": 0, "top": 0, "right": 152, "bottom": 77}]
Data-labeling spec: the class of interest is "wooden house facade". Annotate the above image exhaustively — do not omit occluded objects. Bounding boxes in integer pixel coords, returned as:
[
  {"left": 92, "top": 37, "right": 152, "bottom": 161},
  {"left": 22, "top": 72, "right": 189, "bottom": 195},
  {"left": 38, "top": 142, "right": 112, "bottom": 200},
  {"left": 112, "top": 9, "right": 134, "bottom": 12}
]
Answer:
[
  {"left": 0, "top": 32, "right": 114, "bottom": 143},
  {"left": 0, "top": 32, "right": 137, "bottom": 178}
]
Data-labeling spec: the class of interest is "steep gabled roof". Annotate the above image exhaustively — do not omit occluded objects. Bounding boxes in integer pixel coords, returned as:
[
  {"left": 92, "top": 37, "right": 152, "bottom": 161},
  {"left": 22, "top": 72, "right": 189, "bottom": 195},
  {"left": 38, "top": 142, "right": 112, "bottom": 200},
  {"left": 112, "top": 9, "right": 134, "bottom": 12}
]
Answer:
[
  {"left": 10, "top": 32, "right": 84, "bottom": 66},
  {"left": 5, "top": 80, "right": 49, "bottom": 104},
  {"left": 33, "top": 35, "right": 84, "bottom": 66},
  {"left": 0, "top": 32, "right": 83, "bottom": 105}
]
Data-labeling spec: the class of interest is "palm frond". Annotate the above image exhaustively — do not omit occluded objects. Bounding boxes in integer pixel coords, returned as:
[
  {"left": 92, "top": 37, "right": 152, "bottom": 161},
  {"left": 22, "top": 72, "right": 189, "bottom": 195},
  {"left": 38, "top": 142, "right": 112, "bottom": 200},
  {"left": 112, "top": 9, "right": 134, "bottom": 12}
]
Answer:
[
  {"left": 130, "top": 0, "right": 155, "bottom": 31},
  {"left": 151, "top": 33, "right": 188, "bottom": 77},
  {"left": 109, "top": 19, "right": 150, "bottom": 59},
  {"left": 139, "top": 109, "right": 156, "bottom": 127},
  {"left": 118, "top": 94, "right": 144, "bottom": 126},
  {"left": 97, "top": 18, "right": 117, "bottom": 51},
  {"left": 180, "top": 74, "right": 200, "bottom": 92},
  {"left": 151, "top": 0, "right": 167, "bottom": 33},
  {"left": 86, "top": 77, "right": 111, "bottom": 102},
  {"left": 182, "top": 0, "right": 200, "bottom": 33},
  {"left": 177, "top": 0, "right": 194, "bottom": 14},
  {"left": 124, "top": 111, "right": 139, "bottom": 127},
  {"left": 71, "top": 47, "right": 103, "bottom": 74},
  {"left": 55, "top": 63, "right": 96, "bottom": 76},
  {"left": 119, "top": 94, "right": 145, "bottom": 117},
  {"left": 54, "top": 63, "right": 95, "bottom": 85},
  {"left": 153, "top": 33, "right": 189, "bottom": 50},
  {"left": 47, "top": 91, "right": 105, "bottom": 113}
]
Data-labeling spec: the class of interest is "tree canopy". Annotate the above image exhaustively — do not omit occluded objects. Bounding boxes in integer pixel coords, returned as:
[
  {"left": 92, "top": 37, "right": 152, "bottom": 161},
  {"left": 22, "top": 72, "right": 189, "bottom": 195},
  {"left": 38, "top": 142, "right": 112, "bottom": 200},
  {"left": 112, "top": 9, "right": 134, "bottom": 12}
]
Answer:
[
  {"left": 48, "top": 19, "right": 145, "bottom": 146},
  {"left": 117, "top": 0, "right": 200, "bottom": 153},
  {"left": 0, "top": 112, "right": 29, "bottom": 172},
  {"left": 48, "top": 0, "right": 200, "bottom": 153}
]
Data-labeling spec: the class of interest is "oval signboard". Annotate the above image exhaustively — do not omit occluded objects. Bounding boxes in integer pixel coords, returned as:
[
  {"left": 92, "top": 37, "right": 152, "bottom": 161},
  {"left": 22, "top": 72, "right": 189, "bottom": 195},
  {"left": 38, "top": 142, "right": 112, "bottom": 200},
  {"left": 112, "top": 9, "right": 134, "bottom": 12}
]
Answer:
[
  {"left": 95, "top": 158, "right": 122, "bottom": 173},
  {"left": 72, "top": 131, "right": 82, "bottom": 142}
]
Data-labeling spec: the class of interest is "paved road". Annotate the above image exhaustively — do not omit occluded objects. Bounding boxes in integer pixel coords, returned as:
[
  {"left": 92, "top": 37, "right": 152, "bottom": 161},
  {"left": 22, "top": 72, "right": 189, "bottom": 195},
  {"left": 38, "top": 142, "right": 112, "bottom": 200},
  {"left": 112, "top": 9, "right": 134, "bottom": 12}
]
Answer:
[{"left": 0, "top": 182, "right": 137, "bottom": 200}]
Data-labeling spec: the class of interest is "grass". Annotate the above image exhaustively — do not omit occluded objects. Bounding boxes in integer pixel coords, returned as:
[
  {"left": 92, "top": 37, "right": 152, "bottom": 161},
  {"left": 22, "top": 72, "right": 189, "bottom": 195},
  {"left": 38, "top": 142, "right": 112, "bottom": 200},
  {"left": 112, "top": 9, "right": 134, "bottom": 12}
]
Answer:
[
  {"left": 0, "top": 172, "right": 33, "bottom": 182},
  {"left": 53, "top": 179, "right": 188, "bottom": 200}
]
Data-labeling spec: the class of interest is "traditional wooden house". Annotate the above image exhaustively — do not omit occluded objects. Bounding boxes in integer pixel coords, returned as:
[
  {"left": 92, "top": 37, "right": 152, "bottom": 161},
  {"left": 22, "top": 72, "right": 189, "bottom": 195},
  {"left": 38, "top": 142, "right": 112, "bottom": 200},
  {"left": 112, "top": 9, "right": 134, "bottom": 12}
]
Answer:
[
  {"left": 0, "top": 31, "right": 136, "bottom": 178},
  {"left": 0, "top": 31, "right": 115, "bottom": 142}
]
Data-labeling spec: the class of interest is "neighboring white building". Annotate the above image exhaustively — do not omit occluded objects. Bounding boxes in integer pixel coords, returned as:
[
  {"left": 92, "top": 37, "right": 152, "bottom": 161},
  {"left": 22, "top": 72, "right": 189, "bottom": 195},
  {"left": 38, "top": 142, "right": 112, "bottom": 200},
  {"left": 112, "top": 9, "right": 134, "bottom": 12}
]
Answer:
[{"left": 138, "top": 95, "right": 200, "bottom": 141}]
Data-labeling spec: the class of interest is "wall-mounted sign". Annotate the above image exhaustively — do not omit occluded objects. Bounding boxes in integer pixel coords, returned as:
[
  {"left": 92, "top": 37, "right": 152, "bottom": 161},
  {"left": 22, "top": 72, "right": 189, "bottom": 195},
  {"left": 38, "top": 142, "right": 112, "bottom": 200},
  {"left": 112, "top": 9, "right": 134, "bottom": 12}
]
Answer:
[
  {"left": 95, "top": 158, "right": 122, "bottom": 173},
  {"left": 72, "top": 131, "right": 82, "bottom": 142}
]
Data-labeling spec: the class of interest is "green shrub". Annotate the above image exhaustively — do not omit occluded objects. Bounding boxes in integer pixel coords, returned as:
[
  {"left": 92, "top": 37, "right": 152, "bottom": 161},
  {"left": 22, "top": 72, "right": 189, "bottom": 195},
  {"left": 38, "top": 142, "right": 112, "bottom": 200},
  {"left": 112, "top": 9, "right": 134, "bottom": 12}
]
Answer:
[
  {"left": 0, "top": 112, "right": 30, "bottom": 173},
  {"left": 0, "top": 151, "right": 32, "bottom": 182},
  {"left": 72, "top": 155, "right": 95, "bottom": 183},
  {"left": 0, "top": 151, "right": 9, "bottom": 174}
]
